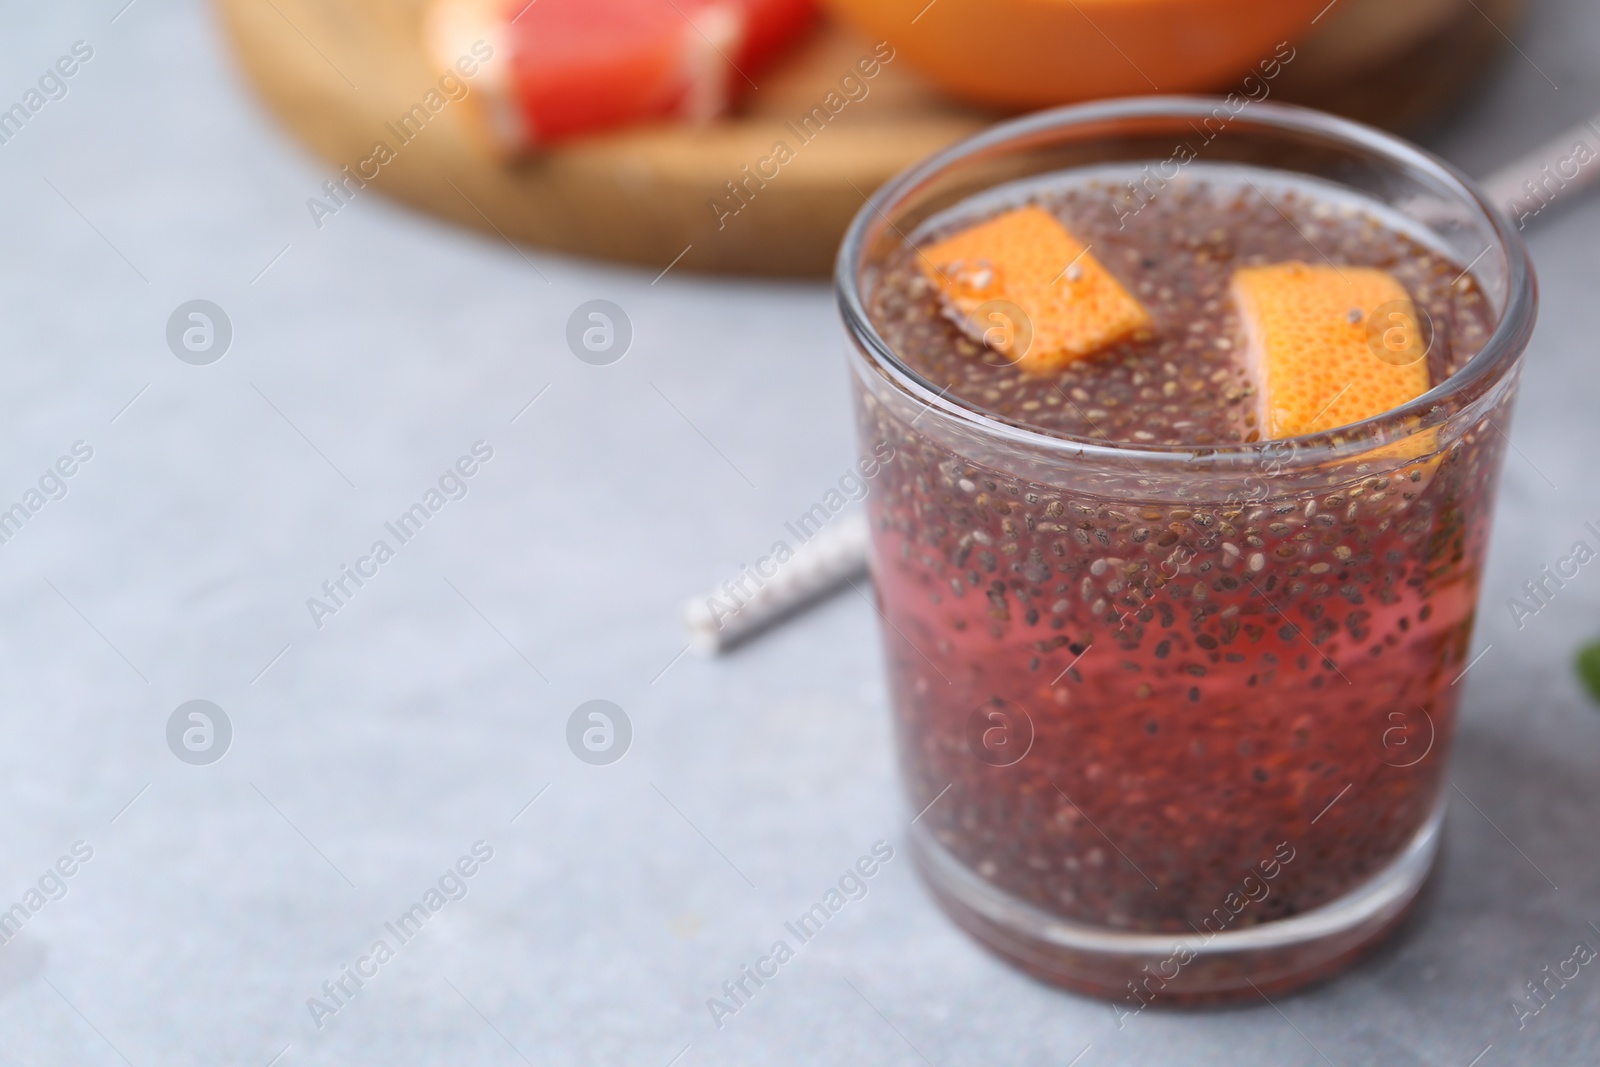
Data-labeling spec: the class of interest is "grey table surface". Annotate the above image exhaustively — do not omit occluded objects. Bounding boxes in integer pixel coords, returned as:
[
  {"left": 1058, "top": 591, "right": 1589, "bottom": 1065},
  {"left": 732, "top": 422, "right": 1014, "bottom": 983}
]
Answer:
[{"left": 0, "top": 1, "right": 1597, "bottom": 1065}]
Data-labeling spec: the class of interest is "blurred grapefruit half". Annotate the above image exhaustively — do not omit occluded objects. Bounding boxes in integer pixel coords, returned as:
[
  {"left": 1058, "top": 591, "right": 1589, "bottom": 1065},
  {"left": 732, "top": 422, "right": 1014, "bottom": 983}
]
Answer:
[
  {"left": 428, "top": 0, "right": 817, "bottom": 149},
  {"left": 821, "top": 0, "right": 1330, "bottom": 108}
]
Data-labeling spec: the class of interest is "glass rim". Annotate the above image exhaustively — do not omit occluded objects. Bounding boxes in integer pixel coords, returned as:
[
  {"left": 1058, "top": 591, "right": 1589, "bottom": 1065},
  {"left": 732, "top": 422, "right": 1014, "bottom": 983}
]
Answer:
[{"left": 835, "top": 96, "right": 1538, "bottom": 470}]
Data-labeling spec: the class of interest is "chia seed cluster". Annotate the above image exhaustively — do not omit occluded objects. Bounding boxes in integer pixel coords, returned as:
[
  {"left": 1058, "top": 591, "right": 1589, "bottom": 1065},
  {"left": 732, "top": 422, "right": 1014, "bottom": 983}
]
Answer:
[
  {"left": 869, "top": 175, "right": 1494, "bottom": 446},
  {"left": 855, "top": 171, "right": 1511, "bottom": 940}
]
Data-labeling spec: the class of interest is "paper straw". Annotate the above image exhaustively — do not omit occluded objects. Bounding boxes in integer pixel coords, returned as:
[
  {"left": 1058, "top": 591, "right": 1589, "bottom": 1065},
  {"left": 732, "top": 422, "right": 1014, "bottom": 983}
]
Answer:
[
  {"left": 684, "top": 510, "right": 871, "bottom": 654},
  {"left": 1480, "top": 110, "right": 1600, "bottom": 227}
]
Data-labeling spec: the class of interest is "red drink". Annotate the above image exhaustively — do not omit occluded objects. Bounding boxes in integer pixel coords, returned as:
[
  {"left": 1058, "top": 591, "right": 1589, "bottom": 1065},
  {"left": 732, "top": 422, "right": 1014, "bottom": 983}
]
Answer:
[{"left": 838, "top": 101, "right": 1536, "bottom": 1001}]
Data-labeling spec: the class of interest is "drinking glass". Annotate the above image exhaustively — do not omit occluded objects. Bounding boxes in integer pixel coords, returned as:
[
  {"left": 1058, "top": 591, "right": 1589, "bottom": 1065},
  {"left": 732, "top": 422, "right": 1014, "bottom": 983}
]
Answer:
[{"left": 836, "top": 97, "right": 1537, "bottom": 1002}]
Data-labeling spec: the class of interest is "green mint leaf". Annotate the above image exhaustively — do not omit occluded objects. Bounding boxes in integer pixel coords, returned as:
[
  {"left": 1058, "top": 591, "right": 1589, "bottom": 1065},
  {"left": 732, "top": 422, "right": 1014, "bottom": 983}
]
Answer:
[{"left": 1578, "top": 640, "right": 1600, "bottom": 706}]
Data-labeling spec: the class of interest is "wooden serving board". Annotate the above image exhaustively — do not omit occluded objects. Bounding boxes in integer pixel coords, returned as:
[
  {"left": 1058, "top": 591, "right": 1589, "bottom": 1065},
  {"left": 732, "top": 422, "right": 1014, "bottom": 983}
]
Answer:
[{"left": 215, "top": 0, "right": 1523, "bottom": 277}]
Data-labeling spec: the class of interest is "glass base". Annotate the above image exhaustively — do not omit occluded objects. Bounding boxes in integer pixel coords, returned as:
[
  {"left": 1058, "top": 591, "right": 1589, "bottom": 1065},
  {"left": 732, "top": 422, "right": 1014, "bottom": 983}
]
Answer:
[{"left": 910, "top": 797, "right": 1444, "bottom": 1005}]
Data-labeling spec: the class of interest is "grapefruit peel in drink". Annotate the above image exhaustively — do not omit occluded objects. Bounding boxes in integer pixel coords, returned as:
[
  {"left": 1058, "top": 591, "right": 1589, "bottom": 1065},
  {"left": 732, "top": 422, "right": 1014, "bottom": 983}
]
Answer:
[{"left": 918, "top": 206, "right": 1153, "bottom": 374}]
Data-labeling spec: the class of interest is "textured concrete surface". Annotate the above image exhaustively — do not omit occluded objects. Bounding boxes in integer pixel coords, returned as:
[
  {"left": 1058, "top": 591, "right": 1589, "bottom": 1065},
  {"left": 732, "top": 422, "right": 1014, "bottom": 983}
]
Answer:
[{"left": 0, "top": 1, "right": 1596, "bottom": 1065}]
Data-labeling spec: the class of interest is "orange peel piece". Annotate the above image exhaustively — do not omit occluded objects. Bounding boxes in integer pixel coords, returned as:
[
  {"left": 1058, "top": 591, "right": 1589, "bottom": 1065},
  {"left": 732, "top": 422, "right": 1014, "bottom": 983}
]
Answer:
[
  {"left": 1232, "top": 262, "right": 1431, "bottom": 439},
  {"left": 919, "top": 206, "right": 1152, "bottom": 374}
]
